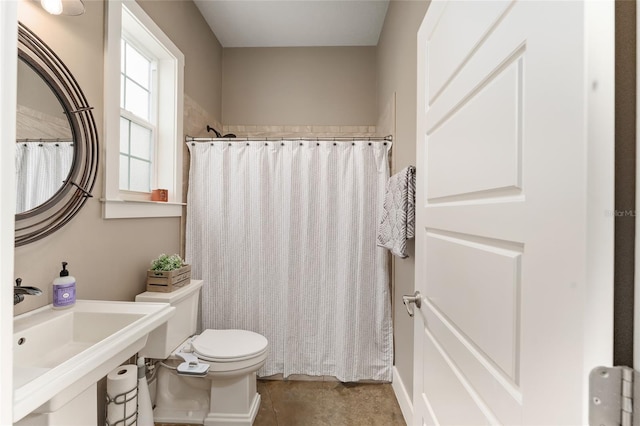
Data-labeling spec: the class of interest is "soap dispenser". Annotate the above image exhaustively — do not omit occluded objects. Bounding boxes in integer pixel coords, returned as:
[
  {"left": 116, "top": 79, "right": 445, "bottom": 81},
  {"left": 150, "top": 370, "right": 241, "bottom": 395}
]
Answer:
[{"left": 52, "top": 261, "right": 76, "bottom": 309}]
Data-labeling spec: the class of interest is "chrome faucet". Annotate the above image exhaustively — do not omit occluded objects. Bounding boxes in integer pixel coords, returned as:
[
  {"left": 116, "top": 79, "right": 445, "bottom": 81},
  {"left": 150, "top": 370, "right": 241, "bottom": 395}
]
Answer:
[{"left": 14, "top": 278, "right": 43, "bottom": 305}]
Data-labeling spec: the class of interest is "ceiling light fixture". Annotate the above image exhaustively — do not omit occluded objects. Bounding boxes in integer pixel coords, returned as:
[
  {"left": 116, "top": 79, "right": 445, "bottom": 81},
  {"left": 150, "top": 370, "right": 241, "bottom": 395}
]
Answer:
[
  {"left": 41, "top": 0, "right": 62, "bottom": 15},
  {"left": 40, "top": 0, "right": 85, "bottom": 16}
]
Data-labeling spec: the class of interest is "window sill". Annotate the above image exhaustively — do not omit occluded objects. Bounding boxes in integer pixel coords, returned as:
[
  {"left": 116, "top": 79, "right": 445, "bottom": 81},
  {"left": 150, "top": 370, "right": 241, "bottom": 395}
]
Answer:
[{"left": 101, "top": 198, "right": 185, "bottom": 219}]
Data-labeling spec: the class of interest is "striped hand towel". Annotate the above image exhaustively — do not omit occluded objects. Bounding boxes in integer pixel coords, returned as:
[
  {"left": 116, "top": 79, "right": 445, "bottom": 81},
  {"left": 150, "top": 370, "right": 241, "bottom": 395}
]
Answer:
[{"left": 376, "top": 165, "right": 416, "bottom": 258}]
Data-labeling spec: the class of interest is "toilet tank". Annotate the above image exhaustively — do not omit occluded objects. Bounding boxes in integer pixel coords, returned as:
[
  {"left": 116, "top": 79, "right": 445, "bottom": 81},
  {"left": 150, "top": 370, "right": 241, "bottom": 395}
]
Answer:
[{"left": 135, "top": 280, "right": 203, "bottom": 359}]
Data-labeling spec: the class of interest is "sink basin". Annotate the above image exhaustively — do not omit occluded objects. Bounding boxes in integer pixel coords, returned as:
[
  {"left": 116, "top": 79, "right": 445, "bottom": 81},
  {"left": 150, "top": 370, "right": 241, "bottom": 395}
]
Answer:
[{"left": 13, "top": 300, "right": 175, "bottom": 422}]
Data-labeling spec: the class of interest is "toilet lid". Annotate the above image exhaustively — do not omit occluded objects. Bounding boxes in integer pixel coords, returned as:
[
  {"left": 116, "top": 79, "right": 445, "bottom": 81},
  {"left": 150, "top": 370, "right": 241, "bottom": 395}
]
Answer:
[{"left": 192, "top": 329, "right": 268, "bottom": 362}]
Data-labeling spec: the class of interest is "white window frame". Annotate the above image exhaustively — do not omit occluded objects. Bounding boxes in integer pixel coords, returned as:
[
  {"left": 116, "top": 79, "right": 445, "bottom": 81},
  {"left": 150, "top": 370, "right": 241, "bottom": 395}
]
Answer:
[
  {"left": 119, "top": 36, "right": 157, "bottom": 195},
  {"left": 104, "top": 0, "right": 184, "bottom": 218},
  {"left": 119, "top": 112, "right": 156, "bottom": 193}
]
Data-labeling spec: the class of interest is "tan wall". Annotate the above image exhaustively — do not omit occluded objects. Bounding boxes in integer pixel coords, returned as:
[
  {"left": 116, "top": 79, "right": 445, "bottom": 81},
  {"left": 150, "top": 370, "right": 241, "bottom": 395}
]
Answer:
[
  {"left": 222, "top": 46, "right": 377, "bottom": 126},
  {"left": 17, "top": 60, "right": 68, "bottom": 122},
  {"left": 137, "top": 0, "right": 223, "bottom": 135},
  {"left": 14, "top": 0, "right": 221, "bottom": 315},
  {"left": 17, "top": 58, "right": 72, "bottom": 139},
  {"left": 376, "top": 0, "right": 430, "bottom": 401}
]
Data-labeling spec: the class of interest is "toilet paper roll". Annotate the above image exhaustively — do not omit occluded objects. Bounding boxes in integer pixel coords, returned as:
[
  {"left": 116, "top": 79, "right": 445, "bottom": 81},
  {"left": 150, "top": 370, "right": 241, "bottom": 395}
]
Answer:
[{"left": 106, "top": 364, "right": 138, "bottom": 426}]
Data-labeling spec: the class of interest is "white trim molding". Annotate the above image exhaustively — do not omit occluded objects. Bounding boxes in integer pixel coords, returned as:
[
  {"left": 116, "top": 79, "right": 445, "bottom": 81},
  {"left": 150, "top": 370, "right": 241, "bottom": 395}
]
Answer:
[
  {"left": 0, "top": 1, "right": 17, "bottom": 424},
  {"left": 392, "top": 366, "right": 413, "bottom": 426},
  {"left": 104, "top": 0, "right": 184, "bottom": 219},
  {"left": 101, "top": 199, "right": 184, "bottom": 219}
]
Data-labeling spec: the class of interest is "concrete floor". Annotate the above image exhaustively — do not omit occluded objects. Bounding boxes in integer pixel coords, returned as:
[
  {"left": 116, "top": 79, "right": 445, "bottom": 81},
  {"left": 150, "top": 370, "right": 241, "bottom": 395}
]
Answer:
[
  {"left": 255, "top": 380, "right": 406, "bottom": 426},
  {"left": 157, "top": 379, "right": 407, "bottom": 426}
]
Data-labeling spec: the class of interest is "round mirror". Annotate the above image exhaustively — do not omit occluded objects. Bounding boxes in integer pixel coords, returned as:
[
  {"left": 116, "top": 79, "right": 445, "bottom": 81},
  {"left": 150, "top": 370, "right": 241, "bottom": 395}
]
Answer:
[{"left": 16, "top": 23, "right": 98, "bottom": 246}]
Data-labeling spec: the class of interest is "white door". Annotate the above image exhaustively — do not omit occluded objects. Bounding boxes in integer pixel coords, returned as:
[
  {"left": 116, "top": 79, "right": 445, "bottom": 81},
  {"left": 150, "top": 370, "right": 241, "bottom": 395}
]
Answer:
[
  {"left": 0, "top": 2, "right": 17, "bottom": 425},
  {"left": 413, "top": 1, "right": 614, "bottom": 425}
]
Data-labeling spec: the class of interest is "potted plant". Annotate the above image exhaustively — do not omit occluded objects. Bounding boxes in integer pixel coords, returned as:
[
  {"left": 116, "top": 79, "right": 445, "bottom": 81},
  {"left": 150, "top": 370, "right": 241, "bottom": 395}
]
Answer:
[{"left": 146, "top": 253, "right": 191, "bottom": 292}]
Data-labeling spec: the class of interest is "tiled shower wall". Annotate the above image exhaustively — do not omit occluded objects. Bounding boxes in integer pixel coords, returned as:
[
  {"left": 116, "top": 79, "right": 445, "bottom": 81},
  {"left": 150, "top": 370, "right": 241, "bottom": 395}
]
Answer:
[
  {"left": 16, "top": 105, "right": 72, "bottom": 139},
  {"left": 222, "top": 124, "right": 377, "bottom": 138},
  {"left": 185, "top": 94, "right": 223, "bottom": 138}
]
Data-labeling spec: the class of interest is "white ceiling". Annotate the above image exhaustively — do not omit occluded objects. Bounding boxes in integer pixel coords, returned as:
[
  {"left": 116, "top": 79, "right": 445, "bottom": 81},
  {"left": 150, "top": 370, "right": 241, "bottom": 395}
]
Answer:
[{"left": 193, "top": 0, "right": 390, "bottom": 48}]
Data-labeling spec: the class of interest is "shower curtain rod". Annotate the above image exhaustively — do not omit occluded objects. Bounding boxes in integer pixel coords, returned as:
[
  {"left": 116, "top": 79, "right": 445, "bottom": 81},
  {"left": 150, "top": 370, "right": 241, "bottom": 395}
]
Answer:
[
  {"left": 186, "top": 135, "right": 393, "bottom": 142},
  {"left": 16, "top": 138, "right": 73, "bottom": 143}
]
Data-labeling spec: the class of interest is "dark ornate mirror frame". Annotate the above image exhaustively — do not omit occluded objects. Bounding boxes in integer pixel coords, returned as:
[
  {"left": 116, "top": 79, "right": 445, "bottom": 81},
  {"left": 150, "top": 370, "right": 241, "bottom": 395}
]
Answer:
[{"left": 16, "top": 23, "right": 98, "bottom": 246}]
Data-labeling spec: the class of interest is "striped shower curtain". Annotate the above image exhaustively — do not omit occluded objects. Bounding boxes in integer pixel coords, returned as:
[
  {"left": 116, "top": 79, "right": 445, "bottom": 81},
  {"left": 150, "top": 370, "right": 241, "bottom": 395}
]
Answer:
[
  {"left": 186, "top": 140, "right": 393, "bottom": 382},
  {"left": 15, "top": 141, "right": 74, "bottom": 213}
]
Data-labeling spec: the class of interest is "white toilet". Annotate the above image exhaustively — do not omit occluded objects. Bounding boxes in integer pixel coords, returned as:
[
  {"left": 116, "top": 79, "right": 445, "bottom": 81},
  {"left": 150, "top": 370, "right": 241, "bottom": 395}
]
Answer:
[{"left": 135, "top": 280, "right": 268, "bottom": 425}]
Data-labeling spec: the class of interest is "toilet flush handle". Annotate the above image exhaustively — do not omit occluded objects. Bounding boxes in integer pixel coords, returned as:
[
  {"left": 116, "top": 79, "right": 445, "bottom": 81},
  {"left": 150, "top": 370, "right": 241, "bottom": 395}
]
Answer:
[
  {"left": 175, "top": 351, "right": 209, "bottom": 376},
  {"left": 176, "top": 351, "right": 199, "bottom": 366}
]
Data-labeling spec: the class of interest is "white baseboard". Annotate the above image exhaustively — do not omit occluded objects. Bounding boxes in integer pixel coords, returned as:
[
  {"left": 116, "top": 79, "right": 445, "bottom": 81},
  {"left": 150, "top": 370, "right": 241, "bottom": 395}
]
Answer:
[{"left": 392, "top": 366, "right": 413, "bottom": 425}]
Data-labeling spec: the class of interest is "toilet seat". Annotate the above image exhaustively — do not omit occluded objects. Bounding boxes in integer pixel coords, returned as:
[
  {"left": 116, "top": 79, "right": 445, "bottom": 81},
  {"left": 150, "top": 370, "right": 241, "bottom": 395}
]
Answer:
[{"left": 191, "top": 329, "right": 268, "bottom": 362}]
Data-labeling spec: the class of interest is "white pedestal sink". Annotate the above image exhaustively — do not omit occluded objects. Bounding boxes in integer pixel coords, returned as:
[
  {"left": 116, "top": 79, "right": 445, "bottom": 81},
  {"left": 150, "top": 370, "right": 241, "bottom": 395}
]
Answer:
[{"left": 13, "top": 300, "right": 175, "bottom": 425}]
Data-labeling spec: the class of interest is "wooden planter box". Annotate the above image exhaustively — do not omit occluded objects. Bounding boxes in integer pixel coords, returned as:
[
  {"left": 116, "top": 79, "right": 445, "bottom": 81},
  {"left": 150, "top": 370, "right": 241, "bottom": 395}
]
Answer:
[{"left": 146, "top": 265, "right": 191, "bottom": 292}]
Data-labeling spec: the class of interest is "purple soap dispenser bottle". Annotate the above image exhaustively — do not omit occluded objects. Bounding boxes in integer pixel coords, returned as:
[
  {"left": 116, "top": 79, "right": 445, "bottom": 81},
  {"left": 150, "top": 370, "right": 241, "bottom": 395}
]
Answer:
[{"left": 52, "top": 261, "right": 76, "bottom": 309}]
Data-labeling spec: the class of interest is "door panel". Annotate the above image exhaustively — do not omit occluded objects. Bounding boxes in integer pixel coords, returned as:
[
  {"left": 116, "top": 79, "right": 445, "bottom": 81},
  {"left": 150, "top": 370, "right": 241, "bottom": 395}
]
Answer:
[
  {"left": 423, "top": 302, "right": 521, "bottom": 425},
  {"left": 414, "top": 1, "right": 614, "bottom": 425},
  {"left": 427, "top": 58, "right": 521, "bottom": 200},
  {"left": 425, "top": 231, "right": 521, "bottom": 380},
  {"left": 427, "top": 1, "right": 512, "bottom": 102},
  {"left": 421, "top": 328, "right": 492, "bottom": 425}
]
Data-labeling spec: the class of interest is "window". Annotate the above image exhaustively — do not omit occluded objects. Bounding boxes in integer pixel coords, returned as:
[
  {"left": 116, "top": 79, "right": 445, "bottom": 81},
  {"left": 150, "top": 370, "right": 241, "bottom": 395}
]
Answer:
[
  {"left": 104, "top": 0, "right": 184, "bottom": 218},
  {"left": 120, "top": 39, "right": 155, "bottom": 193}
]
